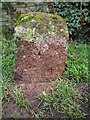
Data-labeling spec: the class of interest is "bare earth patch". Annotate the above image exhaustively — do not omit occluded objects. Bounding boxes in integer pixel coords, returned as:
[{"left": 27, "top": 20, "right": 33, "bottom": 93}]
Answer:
[{"left": 2, "top": 82, "right": 52, "bottom": 118}]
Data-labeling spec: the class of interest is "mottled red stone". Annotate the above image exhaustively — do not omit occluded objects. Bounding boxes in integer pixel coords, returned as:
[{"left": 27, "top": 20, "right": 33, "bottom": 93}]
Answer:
[{"left": 14, "top": 12, "right": 69, "bottom": 83}]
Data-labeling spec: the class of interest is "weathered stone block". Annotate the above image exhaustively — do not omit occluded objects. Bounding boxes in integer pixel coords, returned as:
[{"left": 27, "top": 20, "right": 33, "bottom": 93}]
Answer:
[{"left": 14, "top": 12, "right": 69, "bottom": 83}]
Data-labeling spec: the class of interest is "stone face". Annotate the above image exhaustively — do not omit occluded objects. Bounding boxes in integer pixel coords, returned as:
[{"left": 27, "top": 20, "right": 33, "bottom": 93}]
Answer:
[{"left": 14, "top": 12, "right": 69, "bottom": 83}]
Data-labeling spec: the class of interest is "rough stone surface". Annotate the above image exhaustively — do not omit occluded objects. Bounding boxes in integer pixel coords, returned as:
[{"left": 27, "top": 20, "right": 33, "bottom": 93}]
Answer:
[{"left": 14, "top": 12, "right": 69, "bottom": 83}]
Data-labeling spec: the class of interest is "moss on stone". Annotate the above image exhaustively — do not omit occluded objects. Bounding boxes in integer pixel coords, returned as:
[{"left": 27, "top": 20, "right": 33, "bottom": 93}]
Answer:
[
  {"left": 15, "top": 12, "right": 69, "bottom": 43},
  {"left": 16, "top": 13, "right": 43, "bottom": 25}
]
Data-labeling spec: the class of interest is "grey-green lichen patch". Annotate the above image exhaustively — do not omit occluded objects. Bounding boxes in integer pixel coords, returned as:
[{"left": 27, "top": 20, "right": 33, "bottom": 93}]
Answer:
[{"left": 15, "top": 12, "right": 69, "bottom": 46}]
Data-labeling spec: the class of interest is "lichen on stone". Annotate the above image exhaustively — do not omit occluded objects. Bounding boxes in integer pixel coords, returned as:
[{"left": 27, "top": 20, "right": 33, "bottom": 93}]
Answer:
[{"left": 15, "top": 12, "right": 69, "bottom": 46}]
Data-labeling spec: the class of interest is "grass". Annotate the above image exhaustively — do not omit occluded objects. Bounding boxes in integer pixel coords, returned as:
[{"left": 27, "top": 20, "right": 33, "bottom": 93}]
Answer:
[
  {"left": 34, "top": 43, "right": 89, "bottom": 118},
  {"left": 2, "top": 35, "right": 15, "bottom": 107},
  {"left": 63, "top": 43, "right": 89, "bottom": 83},
  {"left": 2, "top": 35, "right": 31, "bottom": 110},
  {"left": 40, "top": 79, "right": 83, "bottom": 118},
  {"left": 12, "top": 86, "right": 30, "bottom": 109},
  {"left": 0, "top": 40, "right": 2, "bottom": 114},
  {"left": 2, "top": 32, "right": 89, "bottom": 118}
]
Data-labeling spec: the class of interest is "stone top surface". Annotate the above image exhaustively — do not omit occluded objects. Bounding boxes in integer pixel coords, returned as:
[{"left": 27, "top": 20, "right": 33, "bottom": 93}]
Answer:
[{"left": 15, "top": 12, "right": 69, "bottom": 46}]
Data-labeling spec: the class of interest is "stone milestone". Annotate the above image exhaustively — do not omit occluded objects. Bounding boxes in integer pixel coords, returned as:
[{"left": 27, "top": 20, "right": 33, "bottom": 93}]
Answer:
[{"left": 14, "top": 12, "right": 69, "bottom": 83}]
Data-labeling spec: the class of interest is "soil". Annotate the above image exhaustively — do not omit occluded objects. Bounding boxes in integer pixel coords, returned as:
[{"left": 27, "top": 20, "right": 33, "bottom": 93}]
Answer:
[
  {"left": 77, "top": 82, "right": 90, "bottom": 119},
  {"left": 2, "top": 82, "right": 52, "bottom": 118}
]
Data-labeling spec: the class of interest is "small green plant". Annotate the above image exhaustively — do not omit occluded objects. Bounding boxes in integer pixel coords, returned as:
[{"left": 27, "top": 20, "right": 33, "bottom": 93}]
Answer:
[
  {"left": 40, "top": 79, "right": 83, "bottom": 119},
  {"left": 12, "top": 86, "right": 30, "bottom": 109},
  {"left": 31, "top": 109, "right": 45, "bottom": 118}
]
